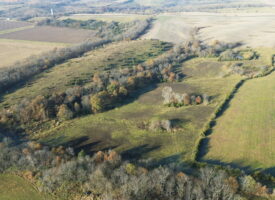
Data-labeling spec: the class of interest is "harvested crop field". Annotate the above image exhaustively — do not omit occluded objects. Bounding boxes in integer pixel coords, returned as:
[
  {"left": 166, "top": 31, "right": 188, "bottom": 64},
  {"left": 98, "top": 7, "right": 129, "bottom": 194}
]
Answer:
[
  {"left": 0, "top": 39, "right": 66, "bottom": 68},
  {"left": 202, "top": 71, "right": 275, "bottom": 172},
  {"left": 0, "top": 20, "right": 31, "bottom": 31},
  {"left": 0, "top": 26, "right": 97, "bottom": 43},
  {"left": 143, "top": 12, "right": 275, "bottom": 47}
]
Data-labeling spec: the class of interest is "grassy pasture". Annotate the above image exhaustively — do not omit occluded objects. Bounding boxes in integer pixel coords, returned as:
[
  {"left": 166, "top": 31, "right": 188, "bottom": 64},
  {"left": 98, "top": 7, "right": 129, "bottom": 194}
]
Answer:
[
  {"left": 0, "top": 174, "right": 53, "bottom": 200},
  {"left": 0, "top": 40, "right": 169, "bottom": 108},
  {"left": 35, "top": 57, "right": 241, "bottom": 163},
  {"left": 59, "top": 14, "right": 150, "bottom": 23},
  {"left": 0, "top": 39, "right": 66, "bottom": 68},
  {"left": 0, "top": 26, "right": 97, "bottom": 44},
  {"left": 202, "top": 71, "right": 275, "bottom": 171}
]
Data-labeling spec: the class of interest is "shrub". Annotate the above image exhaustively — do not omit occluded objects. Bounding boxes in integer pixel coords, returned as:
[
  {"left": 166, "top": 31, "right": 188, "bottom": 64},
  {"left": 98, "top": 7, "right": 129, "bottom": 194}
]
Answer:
[
  {"left": 149, "top": 119, "right": 172, "bottom": 131},
  {"left": 203, "top": 94, "right": 210, "bottom": 105},
  {"left": 239, "top": 175, "right": 257, "bottom": 194},
  {"left": 195, "top": 95, "right": 202, "bottom": 104},
  {"left": 57, "top": 104, "right": 74, "bottom": 121},
  {"left": 90, "top": 91, "right": 112, "bottom": 113}
]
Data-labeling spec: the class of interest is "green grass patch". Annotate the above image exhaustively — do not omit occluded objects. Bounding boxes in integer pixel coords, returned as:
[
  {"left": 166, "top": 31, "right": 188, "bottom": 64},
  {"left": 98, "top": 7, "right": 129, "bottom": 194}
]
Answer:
[
  {"left": 202, "top": 71, "right": 275, "bottom": 170},
  {"left": 0, "top": 174, "right": 53, "bottom": 200}
]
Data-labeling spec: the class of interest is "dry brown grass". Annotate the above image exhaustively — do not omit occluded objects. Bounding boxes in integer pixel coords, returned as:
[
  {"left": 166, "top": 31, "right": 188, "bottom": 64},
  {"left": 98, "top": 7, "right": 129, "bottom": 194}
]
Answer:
[{"left": 0, "top": 39, "right": 66, "bottom": 68}]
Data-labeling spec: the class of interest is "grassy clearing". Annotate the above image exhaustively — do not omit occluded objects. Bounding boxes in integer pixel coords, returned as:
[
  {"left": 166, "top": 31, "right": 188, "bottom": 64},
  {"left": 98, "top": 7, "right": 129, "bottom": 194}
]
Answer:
[
  {"left": 0, "top": 174, "right": 53, "bottom": 200},
  {"left": 202, "top": 71, "right": 275, "bottom": 171},
  {"left": 0, "top": 40, "right": 169, "bottom": 108},
  {"left": 59, "top": 14, "right": 150, "bottom": 23},
  {"left": 36, "top": 57, "right": 242, "bottom": 163},
  {"left": 0, "top": 39, "right": 67, "bottom": 68}
]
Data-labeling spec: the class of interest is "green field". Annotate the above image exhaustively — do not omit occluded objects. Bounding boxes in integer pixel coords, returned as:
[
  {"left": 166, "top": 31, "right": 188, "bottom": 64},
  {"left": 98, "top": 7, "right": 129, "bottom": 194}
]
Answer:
[
  {"left": 35, "top": 57, "right": 242, "bottom": 162},
  {"left": 0, "top": 174, "right": 53, "bottom": 200},
  {"left": 203, "top": 71, "right": 275, "bottom": 171}
]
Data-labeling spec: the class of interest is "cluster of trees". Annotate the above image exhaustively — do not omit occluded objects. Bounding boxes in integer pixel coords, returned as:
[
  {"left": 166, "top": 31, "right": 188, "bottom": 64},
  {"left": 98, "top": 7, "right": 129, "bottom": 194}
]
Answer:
[
  {"left": 162, "top": 86, "right": 209, "bottom": 107},
  {"left": 0, "top": 18, "right": 151, "bottom": 93},
  {"left": 0, "top": 136, "right": 273, "bottom": 200},
  {"left": 218, "top": 49, "right": 257, "bottom": 61},
  {"left": 176, "top": 39, "right": 241, "bottom": 59},
  {"left": 37, "top": 18, "right": 152, "bottom": 41},
  {"left": 226, "top": 62, "right": 270, "bottom": 78}
]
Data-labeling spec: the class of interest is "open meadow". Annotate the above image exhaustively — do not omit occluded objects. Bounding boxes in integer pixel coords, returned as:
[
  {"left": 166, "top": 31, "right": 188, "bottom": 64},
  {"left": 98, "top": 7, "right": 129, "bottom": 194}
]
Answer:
[{"left": 202, "top": 70, "right": 275, "bottom": 172}]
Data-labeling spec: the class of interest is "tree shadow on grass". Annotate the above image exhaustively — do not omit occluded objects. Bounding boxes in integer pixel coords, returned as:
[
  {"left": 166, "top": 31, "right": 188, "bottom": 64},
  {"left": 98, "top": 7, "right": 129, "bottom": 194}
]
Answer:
[
  {"left": 121, "top": 144, "right": 161, "bottom": 160},
  {"left": 200, "top": 158, "right": 271, "bottom": 175},
  {"left": 42, "top": 135, "right": 120, "bottom": 155},
  {"left": 262, "top": 167, "right": 275, "bottom": 176}
]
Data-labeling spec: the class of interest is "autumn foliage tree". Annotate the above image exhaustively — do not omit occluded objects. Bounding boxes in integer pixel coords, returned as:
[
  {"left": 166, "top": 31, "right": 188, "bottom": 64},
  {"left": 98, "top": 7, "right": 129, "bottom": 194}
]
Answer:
[{"left": 90, "top": 91, "right": 112, "bottom": 113}]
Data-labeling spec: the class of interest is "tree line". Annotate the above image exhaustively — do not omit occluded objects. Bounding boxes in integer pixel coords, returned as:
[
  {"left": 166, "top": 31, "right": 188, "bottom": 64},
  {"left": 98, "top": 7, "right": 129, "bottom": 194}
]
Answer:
[
  {"left": 37, "top": 18, "right": 152, "bottom": 41},
  {"left": 0, "top": 135, "right": 273, "bottom": 200}
]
